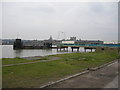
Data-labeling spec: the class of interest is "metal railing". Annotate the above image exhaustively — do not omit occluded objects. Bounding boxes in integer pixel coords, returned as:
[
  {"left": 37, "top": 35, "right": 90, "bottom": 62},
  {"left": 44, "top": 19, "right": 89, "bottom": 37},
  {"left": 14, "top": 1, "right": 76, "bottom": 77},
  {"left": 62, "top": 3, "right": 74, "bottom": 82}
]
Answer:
[{"left": 59, "top": 44, "right": 120, "bottom": 47}]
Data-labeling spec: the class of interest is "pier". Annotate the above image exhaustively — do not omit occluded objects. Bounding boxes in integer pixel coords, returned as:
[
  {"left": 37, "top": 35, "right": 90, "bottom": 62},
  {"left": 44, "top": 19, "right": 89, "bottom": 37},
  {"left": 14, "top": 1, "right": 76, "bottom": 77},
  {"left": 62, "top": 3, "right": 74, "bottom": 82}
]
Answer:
[
  {"left": 13, "top": 38, "right": 119, "bottom": 53},
  {"left": 55, "top": 44, "right": 119, "bottom": 52},
  {"left": 56, "top": 46, "right": 68, "bottom": 52},
  {"left": 55, "top": 46, "right": 95, "bottom": 52}
]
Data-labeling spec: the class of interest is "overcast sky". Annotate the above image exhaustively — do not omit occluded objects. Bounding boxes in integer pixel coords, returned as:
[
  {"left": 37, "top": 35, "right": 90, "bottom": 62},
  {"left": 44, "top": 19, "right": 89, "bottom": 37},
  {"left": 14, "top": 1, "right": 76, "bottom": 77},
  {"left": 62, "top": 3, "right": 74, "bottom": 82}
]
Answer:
[{"left": 2, "top": 2, "right": 118, "bottom": 41}]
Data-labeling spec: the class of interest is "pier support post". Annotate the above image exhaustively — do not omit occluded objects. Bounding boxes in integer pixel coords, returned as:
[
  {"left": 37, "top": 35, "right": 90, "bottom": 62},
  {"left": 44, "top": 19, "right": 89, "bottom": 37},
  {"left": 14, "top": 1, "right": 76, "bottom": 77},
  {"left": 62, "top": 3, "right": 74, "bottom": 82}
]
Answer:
[
  {"left": 60, "top": 48, "right": 61, "bottom": 51},
  {"left": 72, "top": 48, "right": 73, "bottom": 52},
  {"left": 91, "top": 49, "right": 92, "bottom": 52},
  {"left": 67, "top": 48, "right": 68, "bottom": 52},
  {"left": 77, "top": 48, "right": 79, "bottom": 52}
]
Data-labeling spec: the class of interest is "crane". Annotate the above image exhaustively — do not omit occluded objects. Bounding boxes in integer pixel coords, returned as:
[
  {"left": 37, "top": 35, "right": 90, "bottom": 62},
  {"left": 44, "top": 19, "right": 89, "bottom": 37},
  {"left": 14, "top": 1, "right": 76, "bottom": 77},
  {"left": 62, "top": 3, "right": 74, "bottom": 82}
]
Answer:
[{"left": 57, "top": 32, "right": 66, "bottom": 40}]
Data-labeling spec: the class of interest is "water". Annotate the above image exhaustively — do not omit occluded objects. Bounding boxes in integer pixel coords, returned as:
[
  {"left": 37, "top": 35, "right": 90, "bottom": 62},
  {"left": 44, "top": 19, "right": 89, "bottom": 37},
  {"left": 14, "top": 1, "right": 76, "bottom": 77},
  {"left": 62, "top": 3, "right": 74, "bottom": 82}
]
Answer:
[{"left": 2, "top": 45, "right": 87, "bottom": 58}]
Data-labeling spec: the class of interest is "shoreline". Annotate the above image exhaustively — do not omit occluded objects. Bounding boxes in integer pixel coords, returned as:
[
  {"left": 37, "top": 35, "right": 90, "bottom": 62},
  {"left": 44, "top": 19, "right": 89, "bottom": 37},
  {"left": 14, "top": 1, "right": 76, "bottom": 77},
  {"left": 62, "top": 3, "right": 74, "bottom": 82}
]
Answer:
[
  {"left": 1, "top": 51, "right": 76, "bottom": 59},
  {"left": 2, "top": 51, "right": 119, "bottom": 88}
]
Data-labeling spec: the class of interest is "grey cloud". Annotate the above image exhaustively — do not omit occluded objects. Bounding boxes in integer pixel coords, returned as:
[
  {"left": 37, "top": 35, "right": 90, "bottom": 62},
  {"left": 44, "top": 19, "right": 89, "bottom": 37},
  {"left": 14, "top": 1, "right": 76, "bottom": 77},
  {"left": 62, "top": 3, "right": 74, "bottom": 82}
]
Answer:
[
  {"left": 23, "top": 5, "right": 55, "bottom": 14},
  {"left": 2, "top": 2, "right": 118, "bottom": 41}
]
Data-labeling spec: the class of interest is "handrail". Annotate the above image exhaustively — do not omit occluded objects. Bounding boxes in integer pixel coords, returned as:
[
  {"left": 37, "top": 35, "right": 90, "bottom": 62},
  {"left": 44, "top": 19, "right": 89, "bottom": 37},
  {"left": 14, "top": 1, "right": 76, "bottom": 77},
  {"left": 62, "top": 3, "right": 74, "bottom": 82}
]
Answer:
[{"left": 59, "top": 44, "right": 120, "bottom": 47}]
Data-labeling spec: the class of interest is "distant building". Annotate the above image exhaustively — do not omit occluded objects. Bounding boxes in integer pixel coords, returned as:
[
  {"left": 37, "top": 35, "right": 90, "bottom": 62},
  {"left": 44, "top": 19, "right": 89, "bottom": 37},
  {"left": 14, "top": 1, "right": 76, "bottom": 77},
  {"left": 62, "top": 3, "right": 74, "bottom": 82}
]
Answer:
[
  {"left": 62, "top": 41, "right": 75, "bottom": 44},
  {"left": 2, "top": 39, "right": 15, "bottom": 45},
  {"left": 49, "top": 35, "right": 53, "bottom": 41},
  {"left": 2, "top": 36, "right": 104, "bottom": 46},
  {"left": 70, "top": 37, "right": 76, "bottom": 41},
  {"left": 61, "top": 37, "right": 103, "bottom": 45},
  {"left": 44, "top": 35, "right": 54, "bottom": 43},
  {"left": 0, "top": 39, "right": 2, "bottom": 45},
  {"left": 104, "top": 41, "right": 118, "bottom": 44},
  {"left": 22, "top": 40, "right": 44, "bottom": 46},
  {"left": 75, "top": 40, "right": 103, "bottom": 45}
]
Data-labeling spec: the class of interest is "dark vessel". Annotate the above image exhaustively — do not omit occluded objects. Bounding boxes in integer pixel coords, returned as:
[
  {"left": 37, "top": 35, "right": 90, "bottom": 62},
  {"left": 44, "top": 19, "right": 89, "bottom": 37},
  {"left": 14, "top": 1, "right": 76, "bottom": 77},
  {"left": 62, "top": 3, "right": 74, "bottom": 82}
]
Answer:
[
  {"left": 13, "top": 39, "right": 23, "bottom": 49},
  {"left": 13, "top": 39, "right": 52, "bottom": 49}
]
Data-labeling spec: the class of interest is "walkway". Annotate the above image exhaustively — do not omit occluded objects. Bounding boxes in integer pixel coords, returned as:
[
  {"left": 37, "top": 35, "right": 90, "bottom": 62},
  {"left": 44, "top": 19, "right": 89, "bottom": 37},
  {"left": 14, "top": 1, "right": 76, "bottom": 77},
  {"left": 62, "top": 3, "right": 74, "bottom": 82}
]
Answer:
[{"left": 47, "top": 61, "right": 118, "bottom": 88}]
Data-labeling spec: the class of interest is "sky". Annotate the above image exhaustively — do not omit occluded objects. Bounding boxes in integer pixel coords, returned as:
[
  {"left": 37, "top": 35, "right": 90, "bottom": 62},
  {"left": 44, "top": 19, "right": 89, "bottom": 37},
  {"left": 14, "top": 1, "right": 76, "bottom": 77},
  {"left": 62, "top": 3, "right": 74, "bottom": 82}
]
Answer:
[{"left": 2, "top": 1, "right": 118, "bottom": 41}]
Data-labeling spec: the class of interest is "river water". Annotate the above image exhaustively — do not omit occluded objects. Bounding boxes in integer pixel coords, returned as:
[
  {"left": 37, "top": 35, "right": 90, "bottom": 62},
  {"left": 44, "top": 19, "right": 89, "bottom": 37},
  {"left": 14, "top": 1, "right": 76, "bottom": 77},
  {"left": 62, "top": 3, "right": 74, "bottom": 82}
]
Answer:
[{"left": 1, "top": 45, "right": 88, "bottom": 58}]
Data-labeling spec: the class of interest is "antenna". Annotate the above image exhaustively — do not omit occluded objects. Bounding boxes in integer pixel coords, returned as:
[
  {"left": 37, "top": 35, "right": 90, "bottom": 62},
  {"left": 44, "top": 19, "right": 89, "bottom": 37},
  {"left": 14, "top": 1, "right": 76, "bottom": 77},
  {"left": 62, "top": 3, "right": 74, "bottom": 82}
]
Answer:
[
  {"left": 17, "top": 32, "right": 19, "bottom": 39},
  {"left": 57, "top": 32, "right": 60, "bottom": 40},
  {"left": 57, "top": 32, "right": 66, "bottom": 40},
  {"left": 63, "top": 32, "right": 66, "bottom": 40}
]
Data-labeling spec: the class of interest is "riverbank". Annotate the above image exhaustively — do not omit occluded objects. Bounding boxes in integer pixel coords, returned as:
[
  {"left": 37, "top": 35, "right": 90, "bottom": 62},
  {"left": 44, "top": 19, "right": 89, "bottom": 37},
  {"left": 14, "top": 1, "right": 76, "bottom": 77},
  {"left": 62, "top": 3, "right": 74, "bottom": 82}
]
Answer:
[{"left": 2, "top": 51, "right": 119, "bottom": 88}]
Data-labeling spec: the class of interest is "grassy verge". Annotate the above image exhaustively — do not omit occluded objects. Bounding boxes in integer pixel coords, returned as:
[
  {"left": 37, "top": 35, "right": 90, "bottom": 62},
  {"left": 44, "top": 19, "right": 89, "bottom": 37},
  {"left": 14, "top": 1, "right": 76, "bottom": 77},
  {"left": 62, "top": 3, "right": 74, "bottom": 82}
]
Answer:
[{"left": 2, "top": 51, "right": 119, "bottom": 88}]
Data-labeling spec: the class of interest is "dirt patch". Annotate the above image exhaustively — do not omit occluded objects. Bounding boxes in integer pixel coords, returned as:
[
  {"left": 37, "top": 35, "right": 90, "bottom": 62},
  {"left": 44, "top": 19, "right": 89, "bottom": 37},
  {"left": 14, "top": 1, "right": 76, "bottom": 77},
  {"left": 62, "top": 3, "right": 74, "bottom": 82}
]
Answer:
[
  {"left": 48, "top": 57, "right": 61, "bottom": 60},
  {"left": 22, "top": 56, "right": 61, "bottom": 60},
  {"left": 22, "top": 56, "right": 43, "bottom": 60}
]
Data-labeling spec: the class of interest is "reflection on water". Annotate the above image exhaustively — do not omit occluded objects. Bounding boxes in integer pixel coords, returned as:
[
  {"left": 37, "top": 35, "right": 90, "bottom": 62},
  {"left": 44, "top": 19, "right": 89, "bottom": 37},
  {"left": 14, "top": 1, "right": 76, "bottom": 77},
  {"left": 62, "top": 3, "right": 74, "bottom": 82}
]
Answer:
[
  {"left": 2, "top": 45, "right": 92, "bottom": 58},
  {"left": 0, "top": 45, "right": 2, "bottom": 58},
  {"left": 14, "top": 50, "right": 23, "bottom": 57},
  {"left": 2, "top": 45, "right": 72, "bottom": 58}
]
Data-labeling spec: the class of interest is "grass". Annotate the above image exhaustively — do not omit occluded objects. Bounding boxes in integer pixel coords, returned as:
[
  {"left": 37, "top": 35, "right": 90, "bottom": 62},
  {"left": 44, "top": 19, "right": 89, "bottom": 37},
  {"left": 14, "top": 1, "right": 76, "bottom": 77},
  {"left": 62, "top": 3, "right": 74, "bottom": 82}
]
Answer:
[
  {"left": 2, "top": 57, "right": 49, "bottom": 65},
  {"left": 2, "top": 51, "right": 119, "bottom": 88}
]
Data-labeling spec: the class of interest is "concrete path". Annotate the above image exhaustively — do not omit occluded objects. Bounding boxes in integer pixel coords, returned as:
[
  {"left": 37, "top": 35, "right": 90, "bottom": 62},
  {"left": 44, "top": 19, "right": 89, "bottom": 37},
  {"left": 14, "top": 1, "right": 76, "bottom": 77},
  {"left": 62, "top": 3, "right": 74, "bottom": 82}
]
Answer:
[
  {"left": 48, "top": 61, "right": 118, "bottom": 88},
  {"left": 104, "top": 76, "right": 118, "bottom": 88}
]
